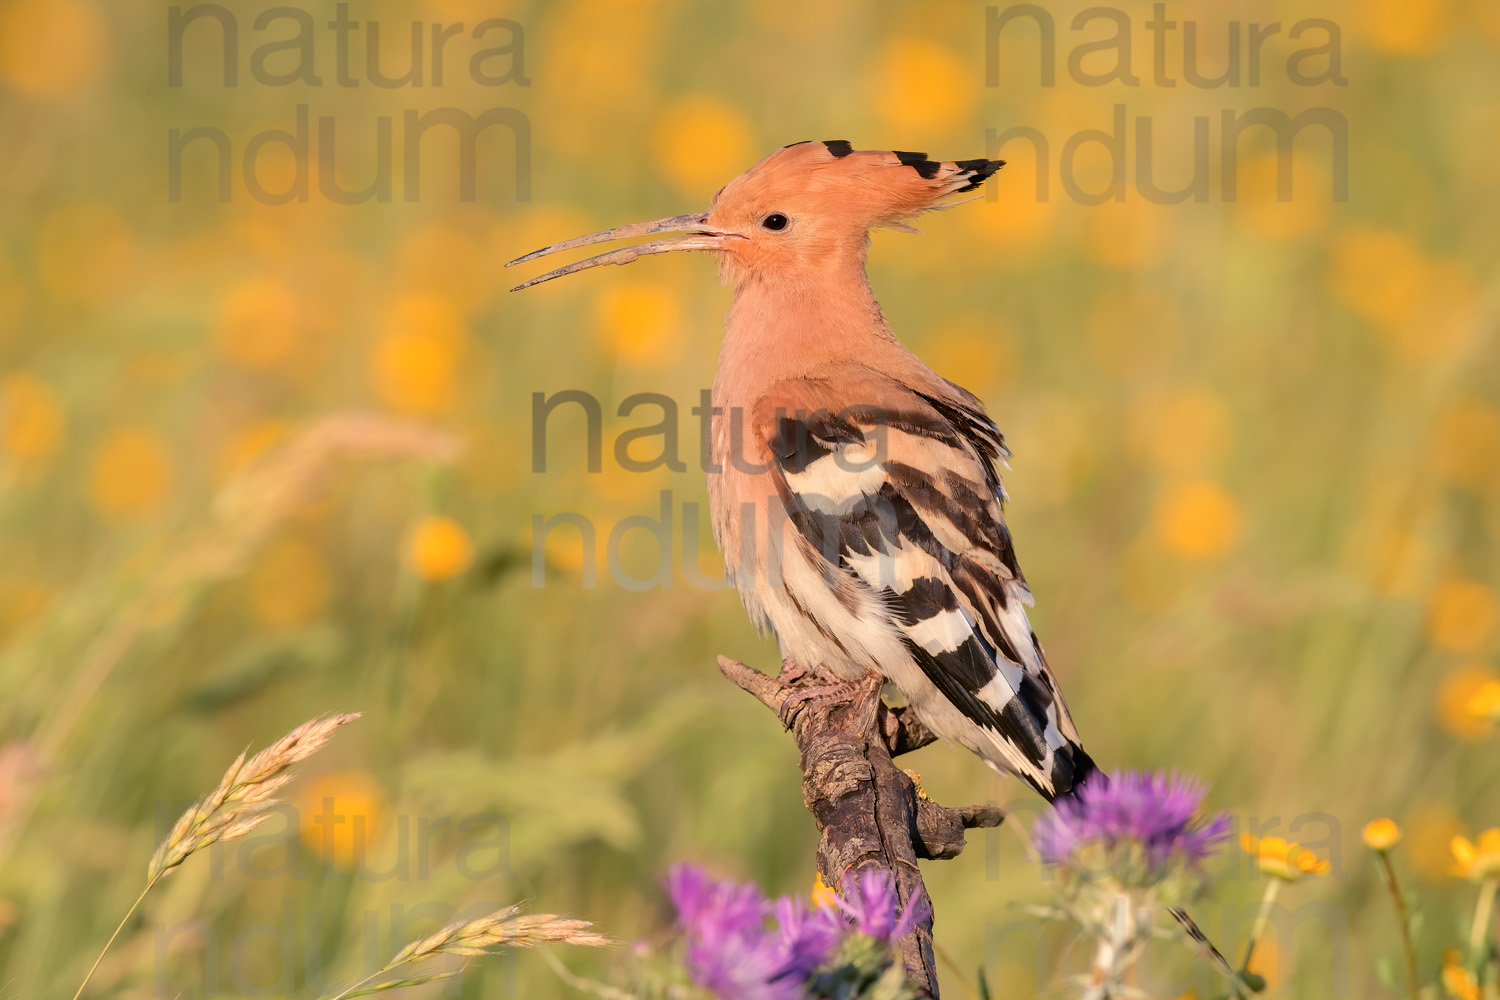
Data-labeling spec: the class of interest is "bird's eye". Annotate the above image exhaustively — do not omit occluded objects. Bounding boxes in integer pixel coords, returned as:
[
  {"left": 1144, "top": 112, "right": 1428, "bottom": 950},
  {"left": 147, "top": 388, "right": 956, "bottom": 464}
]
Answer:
[{"left": 761, "top": 213, "right": 789, "bottom": 231}]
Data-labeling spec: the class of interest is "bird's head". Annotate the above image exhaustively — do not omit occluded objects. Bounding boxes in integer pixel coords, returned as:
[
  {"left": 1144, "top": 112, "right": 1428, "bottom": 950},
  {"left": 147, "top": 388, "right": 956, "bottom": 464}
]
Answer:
[{"left": 508, "top": 141, "right": 1003, "bottom": 291}]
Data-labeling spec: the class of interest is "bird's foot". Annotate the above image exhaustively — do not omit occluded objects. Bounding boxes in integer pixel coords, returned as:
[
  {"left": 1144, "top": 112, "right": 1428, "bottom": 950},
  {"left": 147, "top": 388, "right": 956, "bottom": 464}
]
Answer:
[
  {"left": 774, "top": 657, "right": 820, "bottom": 687},
  {"left": 777, "top": 671, "right": 883, "bottom": 729}
]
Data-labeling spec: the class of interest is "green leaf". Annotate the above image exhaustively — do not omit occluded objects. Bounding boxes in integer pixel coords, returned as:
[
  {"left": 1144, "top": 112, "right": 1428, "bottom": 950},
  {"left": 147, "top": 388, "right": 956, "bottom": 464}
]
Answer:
[{"left": 977, "top": 965, "right": 991, "bottom": 1000}]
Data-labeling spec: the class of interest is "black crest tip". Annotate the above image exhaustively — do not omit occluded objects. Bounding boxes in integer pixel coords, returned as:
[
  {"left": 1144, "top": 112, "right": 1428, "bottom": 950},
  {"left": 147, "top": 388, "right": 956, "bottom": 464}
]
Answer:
[
  {"left": 893, "top": 150, "right": 942, "bottom": 179},
  {"left": 822, "top": 139, "right": 854, "bottom": 158},
  {"left": 954, "top": 158, "right": 1006, "bottom": 192}
]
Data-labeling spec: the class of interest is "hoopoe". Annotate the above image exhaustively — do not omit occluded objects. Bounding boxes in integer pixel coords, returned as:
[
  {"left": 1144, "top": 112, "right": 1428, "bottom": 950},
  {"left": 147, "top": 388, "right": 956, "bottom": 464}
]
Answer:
[{"left": 510, "top": 141, "right": 1097, "bottom": 801}]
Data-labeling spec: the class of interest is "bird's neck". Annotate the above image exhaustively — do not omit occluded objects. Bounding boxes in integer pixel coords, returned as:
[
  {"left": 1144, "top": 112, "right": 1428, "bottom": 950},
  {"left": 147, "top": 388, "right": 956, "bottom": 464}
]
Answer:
[{"left": 716, "top": 257, "right": 903, "bottom": 398}]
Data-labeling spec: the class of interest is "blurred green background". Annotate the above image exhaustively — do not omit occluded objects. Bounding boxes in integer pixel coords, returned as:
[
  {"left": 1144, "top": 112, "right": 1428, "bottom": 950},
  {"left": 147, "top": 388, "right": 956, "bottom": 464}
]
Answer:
[{"left": 1, "top": 0, "right": 1497, "bottom": 996}]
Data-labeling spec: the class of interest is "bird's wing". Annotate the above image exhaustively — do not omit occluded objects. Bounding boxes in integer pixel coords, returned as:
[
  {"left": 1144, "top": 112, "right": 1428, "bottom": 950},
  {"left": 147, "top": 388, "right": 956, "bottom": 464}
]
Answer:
[{"left": 752, "top": 366, "right": 1092, "bottom": 798}]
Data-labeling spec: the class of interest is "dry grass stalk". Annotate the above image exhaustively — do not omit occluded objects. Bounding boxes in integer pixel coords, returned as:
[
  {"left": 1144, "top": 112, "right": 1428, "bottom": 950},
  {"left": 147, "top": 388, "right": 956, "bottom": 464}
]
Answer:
[
  {"left": 323, "top": 903, "right": 611, "bottom": 1000},
  {"left": 73, "top": 712, "right": 359, "bottom": 1000},
  {"left": 148, "top": 712, "right": 361, "bottom": 881}
]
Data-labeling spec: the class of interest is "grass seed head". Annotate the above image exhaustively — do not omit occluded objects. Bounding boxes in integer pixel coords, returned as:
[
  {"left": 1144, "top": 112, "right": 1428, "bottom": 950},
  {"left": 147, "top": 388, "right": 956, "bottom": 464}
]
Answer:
[
  {"left": 389, "top": 905, "right": 611, "bottom": 967},
  {"left": 148, "top": 712, "right": 360, "bottom": 882}
]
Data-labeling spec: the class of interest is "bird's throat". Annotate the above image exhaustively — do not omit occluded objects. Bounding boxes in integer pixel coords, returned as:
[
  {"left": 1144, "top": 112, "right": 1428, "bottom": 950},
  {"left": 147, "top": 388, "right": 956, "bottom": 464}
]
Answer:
[{"left": 720, "top": 266, "right": 892, "bottom": 376}]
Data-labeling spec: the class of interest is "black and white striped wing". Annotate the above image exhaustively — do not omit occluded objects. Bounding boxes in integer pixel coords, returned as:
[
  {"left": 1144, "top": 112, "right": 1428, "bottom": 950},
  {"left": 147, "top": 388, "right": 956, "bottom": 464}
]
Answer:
[{"left": 764, "top": 377, "right": 1094, "bottom": 799}]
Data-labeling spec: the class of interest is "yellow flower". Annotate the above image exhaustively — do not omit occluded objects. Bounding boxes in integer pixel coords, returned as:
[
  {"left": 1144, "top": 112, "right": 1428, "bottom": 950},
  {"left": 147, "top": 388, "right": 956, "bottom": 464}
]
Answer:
[
  {"left": 1241, "top": 834, "right": 1332, "bottom": 881},
  {"left": 595, "top": 282, "right": 680, "bottom": 368},
  {"left": 1467, "top": 681, "right": 1500, "bottom": 722},
  {"left": 406, "top": 516, "right": 474, "bottom": 582},
  {"left": 1363, "top": 818, "right": 1401, "bottom": 852},
  {"left": 870, "top": 39, "right": 973, "bottom": 133},
  {"left": 1451, "top": 829, "right": 1500, "bottom": 881},
  {"left": 1427, "top": 580, "right": 1498, "bottom": 653},
  {"left": 0, "top": 373, "right": 65, "bottom": 464},
  {"left": 89, "top": 427, "right": 173, "bottom": 518},
  {"left": 0, "top": 0, "right": 109, "bottom": 100},
  {"left": 811, "top": 872, "right": 837, "bottom": 910},
  {"left": 295, "top": 770, "right": 388, "bottom": 868},
  {"left": 370, "top": 294, "right": 466, "bottom": 415},
  {"left": 1327, "top": 229, "right": 1478, "bottom": 361},
  {"left": 1442, "top": 948, "right": 1480, "bottom": 1000},
  {"left": 650, "top": 94, "right": 753, "bottom": 197},
  {"left": 1329, "top": 228, "right": 1425, "bottom": 326},
  {"left": 1156, "top": 480, "right": 1244, "bottom": 559},
  {"left": 1438, "top": 666, "right": 1500, "bottom": 741},
  {"left": 1355, "top": 0, "right": 1454, "bottom": 57},
  {"left": 215, "top": 277, "right": 303, "bottom": 371}
]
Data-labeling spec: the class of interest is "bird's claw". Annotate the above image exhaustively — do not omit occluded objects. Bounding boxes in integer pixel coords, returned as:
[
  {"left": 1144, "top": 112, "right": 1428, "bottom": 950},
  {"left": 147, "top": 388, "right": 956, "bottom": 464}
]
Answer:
[
  {"left": 776, "top": 671, "right": 883, "bottom": 729},
  {"left": 775, "top": 658, "right": 815, "bottom": 687}
]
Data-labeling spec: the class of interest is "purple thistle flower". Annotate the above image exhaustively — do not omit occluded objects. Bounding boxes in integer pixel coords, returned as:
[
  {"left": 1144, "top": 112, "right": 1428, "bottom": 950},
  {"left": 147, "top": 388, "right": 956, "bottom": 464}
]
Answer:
[
  {"left": 667, "top": 864, "right": 766, "bottom": 935},
  {"left": 833, "top": 868, "right": 931, "bottom": 944},
  {"left": 666, "top": 865, "right": 842, "bottom": 1000},
  {"left": 1035, "top": 770, "right": 1229, "bottom": 873},
  {"left": 772, "top": 894, "right": 843, "bottom": 978}
]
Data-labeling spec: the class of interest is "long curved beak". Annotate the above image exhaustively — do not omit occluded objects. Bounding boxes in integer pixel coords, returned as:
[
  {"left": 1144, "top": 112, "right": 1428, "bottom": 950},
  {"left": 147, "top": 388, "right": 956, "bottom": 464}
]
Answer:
[{"left": 505, "top": 212, "right": 743, "bottom": 291}]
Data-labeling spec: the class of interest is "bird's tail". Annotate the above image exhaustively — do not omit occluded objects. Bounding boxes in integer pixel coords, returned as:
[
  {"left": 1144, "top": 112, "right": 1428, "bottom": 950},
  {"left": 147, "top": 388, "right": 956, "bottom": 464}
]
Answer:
[{"left": 1047, "top": 743, "right": 1102, "bottom": 805}]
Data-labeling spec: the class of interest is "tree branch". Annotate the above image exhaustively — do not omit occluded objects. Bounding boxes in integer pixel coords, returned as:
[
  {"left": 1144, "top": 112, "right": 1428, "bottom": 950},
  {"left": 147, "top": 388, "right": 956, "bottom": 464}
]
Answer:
[{"left": 717, "top": 655, "right": 1004, "bottom": 998}]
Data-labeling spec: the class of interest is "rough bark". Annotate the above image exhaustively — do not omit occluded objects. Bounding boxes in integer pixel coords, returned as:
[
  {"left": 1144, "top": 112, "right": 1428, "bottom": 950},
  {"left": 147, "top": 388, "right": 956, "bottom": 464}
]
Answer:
[{"left": 717, "top": 655, "right": 1006, "bottom": 999}]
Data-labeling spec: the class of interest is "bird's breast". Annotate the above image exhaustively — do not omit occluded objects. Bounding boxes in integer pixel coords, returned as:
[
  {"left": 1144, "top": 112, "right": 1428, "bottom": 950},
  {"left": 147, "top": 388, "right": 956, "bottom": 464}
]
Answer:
[{"left": 705, "top": 385, "right": 778, "bottom": 577}]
